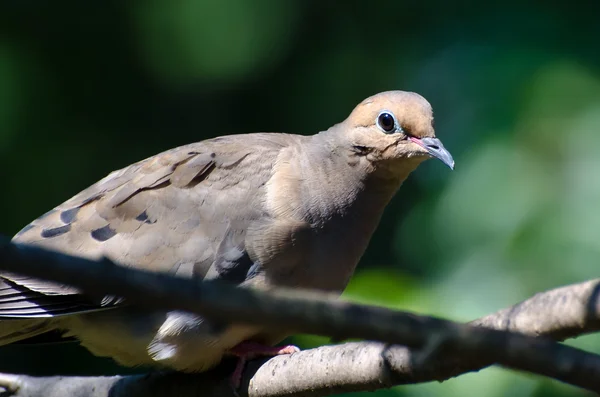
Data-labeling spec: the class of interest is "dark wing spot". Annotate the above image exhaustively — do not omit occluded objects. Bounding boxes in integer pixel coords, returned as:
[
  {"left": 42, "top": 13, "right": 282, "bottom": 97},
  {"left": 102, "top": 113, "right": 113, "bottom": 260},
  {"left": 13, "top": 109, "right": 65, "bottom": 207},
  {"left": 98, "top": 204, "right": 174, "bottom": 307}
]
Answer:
[
  {"left": 135, "top": 211, "right": 148, "bottom": 222},
  {"left": 112, "top": 181, "right": 170, "bottom": 208},
  {"left": 41, "top": 224, "right": 72, "bottom": 238},
  {"left": 90, "top": 225, "right": 117, "bottom": 242},
  {"left": 60, "top": 207, "right": 79, "bottom": 224},
  {"left": 135, "top": 210, "right": 156, "bottom": 224},
  {"left": 185, "top": 163, "right": 215, "bottom": 188},
  {"left": 80, "top": 196, "right": 101, "bottom": 206}
]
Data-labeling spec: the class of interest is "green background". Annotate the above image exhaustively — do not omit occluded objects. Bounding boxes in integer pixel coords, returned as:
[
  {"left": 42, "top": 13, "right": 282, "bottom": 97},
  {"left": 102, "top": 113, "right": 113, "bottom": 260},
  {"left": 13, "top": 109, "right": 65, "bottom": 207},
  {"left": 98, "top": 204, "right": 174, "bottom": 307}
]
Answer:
[{"left": 1, "top": 1, "right": 600, "bottom": 396}]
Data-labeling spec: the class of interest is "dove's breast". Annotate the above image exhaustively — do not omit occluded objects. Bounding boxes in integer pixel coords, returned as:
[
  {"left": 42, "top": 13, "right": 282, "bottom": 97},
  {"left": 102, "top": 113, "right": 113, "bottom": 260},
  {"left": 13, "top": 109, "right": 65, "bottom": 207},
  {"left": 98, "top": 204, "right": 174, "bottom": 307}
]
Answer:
[{"left": 256, "top": 138, "right": 403, "bottom": 294}]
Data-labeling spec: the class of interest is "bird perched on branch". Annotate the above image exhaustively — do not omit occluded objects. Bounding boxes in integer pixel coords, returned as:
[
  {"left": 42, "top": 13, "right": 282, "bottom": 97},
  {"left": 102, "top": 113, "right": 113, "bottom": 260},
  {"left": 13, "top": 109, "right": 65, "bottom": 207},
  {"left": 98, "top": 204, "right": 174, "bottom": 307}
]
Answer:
[{"left": 1, "top": 91, "right": 453, "bottom": 384}]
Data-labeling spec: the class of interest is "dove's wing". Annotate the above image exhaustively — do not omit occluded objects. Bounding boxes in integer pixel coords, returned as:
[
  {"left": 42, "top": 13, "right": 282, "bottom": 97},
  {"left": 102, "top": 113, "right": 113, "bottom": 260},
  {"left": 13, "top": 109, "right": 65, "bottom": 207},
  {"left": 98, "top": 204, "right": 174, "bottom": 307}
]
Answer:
[{"left": 4, "top": 133, "right": 301, "bottom": 318}]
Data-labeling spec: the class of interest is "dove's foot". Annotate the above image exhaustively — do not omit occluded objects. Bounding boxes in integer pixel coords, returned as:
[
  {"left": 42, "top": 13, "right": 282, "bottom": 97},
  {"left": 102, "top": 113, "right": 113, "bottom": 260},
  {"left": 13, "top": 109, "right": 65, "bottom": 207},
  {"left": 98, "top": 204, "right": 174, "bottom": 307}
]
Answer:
[
  {"left": 228, "top": 342, "right": 300, "bottom": 388},
  {"left": 230, "top": 341, "right": 300, "bottom": 358}
]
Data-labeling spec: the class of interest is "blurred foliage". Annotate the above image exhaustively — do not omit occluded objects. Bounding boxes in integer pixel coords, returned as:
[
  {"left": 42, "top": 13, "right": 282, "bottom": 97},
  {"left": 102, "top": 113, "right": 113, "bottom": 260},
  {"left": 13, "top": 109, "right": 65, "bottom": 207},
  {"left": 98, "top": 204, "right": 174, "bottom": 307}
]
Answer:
[{"left": 1, "top": 1, "right": 600, "bottom": 396}]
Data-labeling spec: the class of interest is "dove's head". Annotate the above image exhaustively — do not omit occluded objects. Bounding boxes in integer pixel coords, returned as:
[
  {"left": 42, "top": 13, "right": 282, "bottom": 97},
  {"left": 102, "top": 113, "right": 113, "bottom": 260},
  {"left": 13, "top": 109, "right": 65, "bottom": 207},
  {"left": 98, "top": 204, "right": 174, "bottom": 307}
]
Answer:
[{"left": 339, "top": 91, "right": 454, "bottom": 171}]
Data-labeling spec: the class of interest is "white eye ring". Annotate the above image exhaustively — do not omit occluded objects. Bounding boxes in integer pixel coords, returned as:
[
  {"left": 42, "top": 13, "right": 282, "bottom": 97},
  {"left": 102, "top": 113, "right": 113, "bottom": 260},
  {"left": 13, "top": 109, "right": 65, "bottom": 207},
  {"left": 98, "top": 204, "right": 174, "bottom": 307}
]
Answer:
[{"left": 376, "top": 110, "right": 399, "bottom": 133}]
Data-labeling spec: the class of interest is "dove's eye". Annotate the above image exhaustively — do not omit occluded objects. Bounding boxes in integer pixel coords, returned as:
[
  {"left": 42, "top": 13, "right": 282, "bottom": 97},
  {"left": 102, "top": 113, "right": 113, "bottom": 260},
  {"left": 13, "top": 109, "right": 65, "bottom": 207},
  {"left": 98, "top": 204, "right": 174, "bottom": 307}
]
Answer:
[{"left": 377, "top": 112, "right": 396, "bottom": 133}]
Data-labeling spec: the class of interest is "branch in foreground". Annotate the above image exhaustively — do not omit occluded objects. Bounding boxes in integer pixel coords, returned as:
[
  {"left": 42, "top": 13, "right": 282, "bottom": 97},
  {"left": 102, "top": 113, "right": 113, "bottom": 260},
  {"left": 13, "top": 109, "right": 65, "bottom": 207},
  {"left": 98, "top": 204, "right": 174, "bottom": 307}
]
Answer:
[
  {"left": 0, "top": 237, "right": 600, "bottom": 394},
  {"left": 3, "top": 278, "right": 600, "bottom": 397}
]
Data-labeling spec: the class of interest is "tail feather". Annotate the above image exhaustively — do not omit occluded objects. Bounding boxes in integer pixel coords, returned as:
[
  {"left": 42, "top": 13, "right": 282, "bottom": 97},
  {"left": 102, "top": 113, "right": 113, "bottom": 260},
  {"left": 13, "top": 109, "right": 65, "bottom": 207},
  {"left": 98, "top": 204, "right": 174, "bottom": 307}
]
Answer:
[
  {"left": 0, "top": 318, "right": 55, "bottom": 346},
  {"left": 0, "top": 280, "right": 58, "bottom": 345}
]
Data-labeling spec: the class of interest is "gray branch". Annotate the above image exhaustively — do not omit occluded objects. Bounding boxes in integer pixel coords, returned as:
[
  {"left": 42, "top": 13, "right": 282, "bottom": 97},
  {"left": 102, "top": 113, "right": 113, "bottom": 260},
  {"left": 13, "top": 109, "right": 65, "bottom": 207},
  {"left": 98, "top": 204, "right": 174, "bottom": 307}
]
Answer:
[{"left": 0, "top": 236, "right": 600, "bottom": 396}]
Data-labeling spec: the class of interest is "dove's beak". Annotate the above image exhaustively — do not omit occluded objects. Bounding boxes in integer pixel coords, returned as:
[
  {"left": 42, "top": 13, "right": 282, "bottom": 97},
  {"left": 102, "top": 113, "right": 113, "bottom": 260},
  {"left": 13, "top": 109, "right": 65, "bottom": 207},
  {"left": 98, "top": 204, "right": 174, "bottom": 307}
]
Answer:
[{"left": 409, "top": 136, "right": 454, "bottom": 170}]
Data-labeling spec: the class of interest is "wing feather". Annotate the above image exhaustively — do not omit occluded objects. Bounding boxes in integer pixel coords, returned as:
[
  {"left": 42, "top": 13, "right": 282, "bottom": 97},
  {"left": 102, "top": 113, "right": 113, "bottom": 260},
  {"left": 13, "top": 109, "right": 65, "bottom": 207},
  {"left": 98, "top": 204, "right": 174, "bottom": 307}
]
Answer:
[{"left": 3, "top": 133, "right": 300, "bottom": 318}]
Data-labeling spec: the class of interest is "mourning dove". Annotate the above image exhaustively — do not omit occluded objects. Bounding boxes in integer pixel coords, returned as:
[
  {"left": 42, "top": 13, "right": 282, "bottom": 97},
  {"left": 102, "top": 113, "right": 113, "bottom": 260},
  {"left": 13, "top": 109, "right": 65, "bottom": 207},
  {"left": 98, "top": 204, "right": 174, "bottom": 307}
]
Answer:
[{"left": 1, "top": 91, "right": 453, "bottom": 380}]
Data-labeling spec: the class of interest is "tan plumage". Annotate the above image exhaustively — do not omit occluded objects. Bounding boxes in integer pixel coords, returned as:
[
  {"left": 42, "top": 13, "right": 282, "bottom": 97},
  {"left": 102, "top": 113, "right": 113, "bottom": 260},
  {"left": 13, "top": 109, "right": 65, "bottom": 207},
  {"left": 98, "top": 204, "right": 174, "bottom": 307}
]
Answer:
[{"left": 2, "top": 91, "right": 453, "bottom": 372}]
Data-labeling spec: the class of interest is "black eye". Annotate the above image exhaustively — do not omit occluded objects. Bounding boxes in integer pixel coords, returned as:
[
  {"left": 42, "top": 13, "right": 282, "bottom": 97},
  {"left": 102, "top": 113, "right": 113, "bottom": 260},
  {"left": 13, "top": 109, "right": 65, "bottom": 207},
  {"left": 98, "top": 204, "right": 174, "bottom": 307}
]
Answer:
[{"left": 377, "top": 112, "right": 396, "bottom": 133}]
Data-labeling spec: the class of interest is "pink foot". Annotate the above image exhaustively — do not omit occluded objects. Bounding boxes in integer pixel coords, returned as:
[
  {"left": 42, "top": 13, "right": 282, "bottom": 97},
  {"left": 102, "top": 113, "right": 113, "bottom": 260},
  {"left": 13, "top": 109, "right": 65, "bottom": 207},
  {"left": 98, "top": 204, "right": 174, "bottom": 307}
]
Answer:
[
  {"left": 230, "top": 357, "right": 247, "bottom": 389},
  {"left": 228, "top": 342, "right": 300, "bottom": 388},
  {"left": 230, "top": 341, "right": 300, "bottom": 358}
]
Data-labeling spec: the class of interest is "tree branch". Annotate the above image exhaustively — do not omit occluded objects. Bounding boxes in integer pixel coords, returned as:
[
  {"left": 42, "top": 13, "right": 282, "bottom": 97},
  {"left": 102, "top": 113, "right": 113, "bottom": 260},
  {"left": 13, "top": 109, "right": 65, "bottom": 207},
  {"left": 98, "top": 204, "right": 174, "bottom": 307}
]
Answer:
[{"left": 0, "top": 236, "right": 600, "bottom": 396}]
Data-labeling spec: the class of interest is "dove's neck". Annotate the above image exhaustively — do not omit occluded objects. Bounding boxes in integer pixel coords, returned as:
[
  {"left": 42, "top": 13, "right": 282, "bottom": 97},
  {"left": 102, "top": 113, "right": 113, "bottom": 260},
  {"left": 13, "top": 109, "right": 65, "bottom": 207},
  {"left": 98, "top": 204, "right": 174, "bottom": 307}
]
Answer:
[
  {"left": 261, "top": 130, "right": 420, "bottom": 292},
  {"left": 265, "top": 130, "right": 419, "bottom": 292},
  {"left": 300, "top": 129, "right": 418, "bottom": 227}
]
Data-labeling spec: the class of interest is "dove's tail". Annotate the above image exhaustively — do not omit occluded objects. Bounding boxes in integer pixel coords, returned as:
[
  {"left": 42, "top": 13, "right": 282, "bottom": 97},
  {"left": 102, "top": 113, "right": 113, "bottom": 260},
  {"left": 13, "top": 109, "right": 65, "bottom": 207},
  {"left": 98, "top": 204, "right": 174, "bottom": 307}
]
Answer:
[
  {"left": 0, "top": 318, "right": 54, "bottom": 346},
  {"left": 0, "top": 279, "right": 58, "bottom": 345}
]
